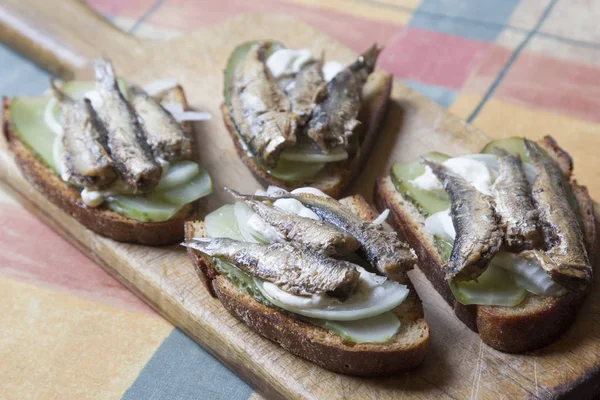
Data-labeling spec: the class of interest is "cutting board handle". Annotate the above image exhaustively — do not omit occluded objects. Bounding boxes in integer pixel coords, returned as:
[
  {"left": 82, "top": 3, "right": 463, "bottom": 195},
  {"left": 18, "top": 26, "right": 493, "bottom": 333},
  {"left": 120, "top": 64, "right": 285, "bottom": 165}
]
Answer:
[{"left": 0, "top": 0, "right": 137, "bottom": 79}]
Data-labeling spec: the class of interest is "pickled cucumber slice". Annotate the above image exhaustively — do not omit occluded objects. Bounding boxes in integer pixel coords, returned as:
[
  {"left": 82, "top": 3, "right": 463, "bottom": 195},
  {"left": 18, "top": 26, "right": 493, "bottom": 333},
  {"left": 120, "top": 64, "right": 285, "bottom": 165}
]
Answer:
[
  {"left": 156, "top": 169, "right": 212, "bottom": 205},
  {"left": 319, "top": 312, "right": 401, "bottom": 343},
  {"left": 390, "top": 151, "right": 451, "bottom": 216},
  {"left": 155, "top": 161, "right": 200, "bottom": 191},
  {"left": 107, "top": 196, "right": 181, "bottom": 223},
  {"left": 280, "top": 145, "right": 348, "bottom": 163},
  {"left": 205, "top": 204, "right": 245, "bottom": 241},
  {"left": 450, "top": 264, "right": 527, "bottom": 307},
  {"left": 9, "top": 97, "right": 58, "bottom": 172},
  {"left": 481, "top": 137, "right": 530, "bottom": 162},
  {"left": 267, "top": 159, "right": 326, "bottom": 181}
]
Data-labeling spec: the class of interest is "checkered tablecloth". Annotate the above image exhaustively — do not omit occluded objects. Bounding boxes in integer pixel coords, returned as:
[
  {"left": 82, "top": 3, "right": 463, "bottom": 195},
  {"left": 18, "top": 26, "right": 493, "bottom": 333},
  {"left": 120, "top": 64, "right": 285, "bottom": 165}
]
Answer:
[{"left": 2, "top": 1, "right": 599, "bottom": 398}]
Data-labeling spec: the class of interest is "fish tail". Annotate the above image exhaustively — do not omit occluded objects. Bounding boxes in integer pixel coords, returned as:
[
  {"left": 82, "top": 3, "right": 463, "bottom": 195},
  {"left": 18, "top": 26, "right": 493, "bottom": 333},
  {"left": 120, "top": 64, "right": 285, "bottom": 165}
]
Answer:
[
  {"left": 224, "top": 187, "right": 246, "bottom": 200},
  {"left": 182, "top": 237, "right": 214, "bottom": 255},
  {"left": 352, "top": 44, "right": 381, "bottom": 73},
  {"left": 49, "top": 79, "right": 72, "bottom": 104},
  {"left": 524, "top": 139, "right": 546, "bottom": 165},
  {"left": 492, "top": 146, "right": 523, "bottom": 163},
  {"left": 94, "top": 57, "right": 119, "bottom": 91}
]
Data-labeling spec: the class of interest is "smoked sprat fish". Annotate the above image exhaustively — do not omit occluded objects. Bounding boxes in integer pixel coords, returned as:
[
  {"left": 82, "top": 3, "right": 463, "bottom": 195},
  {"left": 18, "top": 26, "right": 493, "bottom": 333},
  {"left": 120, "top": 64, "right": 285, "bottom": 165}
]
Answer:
[
  {"left": 306, "top": 44, "right": 380, "bottom": 152},
  {"left": 424, "top": 160, "right": 504, "bottom": 281},
  {"left": 129, "top": 86, "right": 193, "bottom": 162},
  {"left": 251, "top": 192, "right": 417, "bottom": 283},
  {"left": 226, "top": 188, "right": 360, "bottom": 255},
  {"left": 50, "top": 81, "right": 117, "bottom": 190},
  {"left": 286, "top": 58, "right": 325, "bottom": 125},
  {"left": 229, "top": 42, "right": 298, "bottom": 166},
  {"left": 94, "top": 58, "right": 162, "bottom": 193},
  {"left": 491, "top": 147, "right": 541, "bottom": 252},
  {"left": 525, "top": 140, "right": 592, "bottom": 290},
  {"left": 185, "top": 237, "right": 360, "bottom": 299}
]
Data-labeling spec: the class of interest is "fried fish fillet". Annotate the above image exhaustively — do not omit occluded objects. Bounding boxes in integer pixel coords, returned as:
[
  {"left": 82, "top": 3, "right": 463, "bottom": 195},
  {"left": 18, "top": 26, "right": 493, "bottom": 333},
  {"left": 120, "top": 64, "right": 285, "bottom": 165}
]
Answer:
[
  {"left": 229, "top": 42, "right": 298, "bottom": 166},
  {"left": 130, "top": 87, "right": 193, "bottom": 162},
  {"left": 525, "top": 140, "right": 592, "bottom": 291},
  {"left": 186, "top": 237, "right": 359, "bottom": 299},
  {"left": 94, "top": 58, "right": 161, "bottom": 193},
  {"left": 50, "top": 81, "right": 117, "bottom": 190},
  {"left": 306, "top": 45, "right": 380, "bottom": 152},
  {"left": 286, "top": 58, "right": 324, "bottom": 125},
  {"left": 425, "top": 160, "right": 504, "bottom": 281},
  {"left": 491, "top": 147, "right": 541, "bottom": 252},
  {"left": 253, "top": 192, "right": 417, "bottom": 283},
  {"left": 227, "top": 189, "right": 359, "bottom": 255}
]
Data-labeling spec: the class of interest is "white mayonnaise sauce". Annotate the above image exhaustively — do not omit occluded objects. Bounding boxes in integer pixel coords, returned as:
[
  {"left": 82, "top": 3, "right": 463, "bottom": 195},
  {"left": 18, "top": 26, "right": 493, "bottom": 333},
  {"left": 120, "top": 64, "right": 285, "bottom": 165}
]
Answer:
[{"left": 266, "top": 49, "right": 344, "bottom": 82}]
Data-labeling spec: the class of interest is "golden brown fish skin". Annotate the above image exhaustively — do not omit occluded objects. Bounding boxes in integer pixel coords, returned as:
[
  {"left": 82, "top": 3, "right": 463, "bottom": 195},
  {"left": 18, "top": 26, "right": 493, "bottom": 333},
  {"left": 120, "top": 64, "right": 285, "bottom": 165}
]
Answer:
[
  {"left": 306, "top": 44, "right": 380, "bottom": 152},
  {"left": 230, "top": 42, "right": 298, "bottom": 166},
  {"left": 286, "top": 59, "right": 324, "bottom": 125},
  {"left": 185, "top": 238, "right": 360, "bottom": 300},
  {"left": 227, "top": 189, "right": 359, "bottom": 255},
  {"left": 491, "top": 147, "right": 541, "bottom": 252},
  {"left": 251, "top": 192, "right": 417, "bottom": 283},
  {"left": 525, "top": 140, "right": 592, "bottom": 291},
  {"left": 425, "top": 161, "right": 504, "bottom": 282},
  {"left": 94, "top": 58, "right": 162, "bottom": 193},
  {"left": 129, "top": 87, "right": 193, "bottom": 162},
  {"left": 51, "top": 81, "right": 117, "bottom": 190}
]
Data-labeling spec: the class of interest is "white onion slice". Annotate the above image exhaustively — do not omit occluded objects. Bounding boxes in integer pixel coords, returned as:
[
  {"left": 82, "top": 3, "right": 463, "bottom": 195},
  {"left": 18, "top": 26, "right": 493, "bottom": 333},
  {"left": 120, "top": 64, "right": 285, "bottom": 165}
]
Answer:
[
  {"left": 143, "top": 78, "right": 177, "bottom": 96},
  {"left": 44, "top": 98, "right": 62, "bottom": 136},
  {"left": 162, "top": 102, "right": 184, "bottom": 114},
  {"left": 372, "top": 209, "right": 390, "bottom": 225},
  {"left": 171, "top": 111, "right": 211, "bottom": 122},
  {"left": 255, "top": 268, "right": 409, "bottom": 321}
]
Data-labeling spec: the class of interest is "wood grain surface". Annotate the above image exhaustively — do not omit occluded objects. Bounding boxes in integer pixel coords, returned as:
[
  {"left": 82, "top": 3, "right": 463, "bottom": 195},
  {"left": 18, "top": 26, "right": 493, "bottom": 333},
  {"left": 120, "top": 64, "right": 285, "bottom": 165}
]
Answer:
[{"left": 1, "top": 1, "right": 599, "bottom": 398}]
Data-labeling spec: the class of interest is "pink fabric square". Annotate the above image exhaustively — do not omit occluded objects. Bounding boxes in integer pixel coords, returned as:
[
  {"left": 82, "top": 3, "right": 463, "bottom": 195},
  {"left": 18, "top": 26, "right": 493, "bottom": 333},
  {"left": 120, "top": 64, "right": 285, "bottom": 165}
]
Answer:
[{"left": 379, "top": 27, "right": 490, "bottom": 90}]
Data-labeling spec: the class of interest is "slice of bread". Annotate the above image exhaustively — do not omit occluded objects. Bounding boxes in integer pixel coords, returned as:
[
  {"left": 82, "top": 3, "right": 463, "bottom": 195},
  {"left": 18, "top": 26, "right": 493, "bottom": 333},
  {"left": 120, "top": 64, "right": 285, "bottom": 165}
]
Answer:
[
  {"left": 2, "top": 85, "right": 198, "bottom": 245},
  {"left": 185, "top": 195, "right": 429, "bottom": 376},
  {"left": 222, "top": 70, "right": 392, "bottom": 198},
  {"left": 374, "top": 136, "right": 598, "bottom": 353}
]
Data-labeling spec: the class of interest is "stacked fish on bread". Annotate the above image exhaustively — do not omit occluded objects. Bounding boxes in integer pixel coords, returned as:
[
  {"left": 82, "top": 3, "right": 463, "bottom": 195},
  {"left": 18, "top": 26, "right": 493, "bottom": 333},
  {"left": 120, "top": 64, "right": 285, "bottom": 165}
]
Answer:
[
  {"left": 375, "top": 137, "right": 595, "bottom": 352},
  {"left": 185, "top": 186, "right": 429, "bottom": 375},
  {"left": 222, "top": 41, "right": 391, "bottom": 196},
  {"left": 4, "top": 58, "right": 212, "bottom": 244},
  {"left": 48, "top": 59, "right": 211, "bottom": 217}
]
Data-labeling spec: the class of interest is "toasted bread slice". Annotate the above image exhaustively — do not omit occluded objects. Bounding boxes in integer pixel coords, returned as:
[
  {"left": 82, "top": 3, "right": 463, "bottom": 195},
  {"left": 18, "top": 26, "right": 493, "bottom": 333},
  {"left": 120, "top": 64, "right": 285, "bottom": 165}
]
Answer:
[
  {"left": 185, "top": 195, "right": 429, "bottom": 376},
  {"left": 222, "top": 70, "right": 392, "bottom": 198},
  {"left": 3, "top": 86, "right": 199, "bottom": 245},
  {"left": 374, "top": 136, "right": 597, "bottom": 353}
]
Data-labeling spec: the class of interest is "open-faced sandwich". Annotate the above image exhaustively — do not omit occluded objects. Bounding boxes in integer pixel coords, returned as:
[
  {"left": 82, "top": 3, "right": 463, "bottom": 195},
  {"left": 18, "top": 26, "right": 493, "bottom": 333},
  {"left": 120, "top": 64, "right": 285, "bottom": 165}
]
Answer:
[
  {"left": 222, "top": 41, "right": 392, "bottom": 198},
  {"left": 375, "top": 136, "right": 597, "bottom": 353},
  {"left": 2, "top": 59, "right": 212, "bottom": 245},
  {"left": 184, "top": 186, "right": 429, "bottom": 375}
]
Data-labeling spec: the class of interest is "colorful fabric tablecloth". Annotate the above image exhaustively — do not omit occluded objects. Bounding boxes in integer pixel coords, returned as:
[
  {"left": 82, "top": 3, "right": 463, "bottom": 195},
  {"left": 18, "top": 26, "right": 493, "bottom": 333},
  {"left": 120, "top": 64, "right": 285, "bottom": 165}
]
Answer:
[{"left": 2, "top": 0, "right": 599, "bottom": 398}]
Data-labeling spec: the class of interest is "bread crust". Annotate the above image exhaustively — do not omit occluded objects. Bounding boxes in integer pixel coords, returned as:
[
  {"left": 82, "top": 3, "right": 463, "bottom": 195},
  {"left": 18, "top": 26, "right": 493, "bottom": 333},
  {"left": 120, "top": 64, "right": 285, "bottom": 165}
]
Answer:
[
  {"left": 374, "top": 136, "right": 597, "bottom": 353},
  {"left": 185, "top": 196, "right": 429, "bottom": 376},
  {"left": 2, "top": 86, "right": 200, "bottom": 245},
  {"left": 222, "top": 70, "right": 393, "bottom": 198}
]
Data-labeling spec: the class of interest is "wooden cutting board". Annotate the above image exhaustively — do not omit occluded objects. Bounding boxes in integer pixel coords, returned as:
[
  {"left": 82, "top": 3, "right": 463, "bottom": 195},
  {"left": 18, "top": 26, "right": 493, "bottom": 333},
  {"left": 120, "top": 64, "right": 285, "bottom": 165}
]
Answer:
[{"left": 1, "top": 1, "right": 599, "bottom": 398}]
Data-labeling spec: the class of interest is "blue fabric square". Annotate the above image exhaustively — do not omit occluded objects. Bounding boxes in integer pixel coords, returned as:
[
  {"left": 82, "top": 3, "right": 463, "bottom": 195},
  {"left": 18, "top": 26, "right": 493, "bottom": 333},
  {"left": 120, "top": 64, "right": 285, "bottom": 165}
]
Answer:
[
  {"left": 123, "top": 329, "right": 253, "bottom": 400},
  {"left": 402, "top": 80, "right": 458, "bottom": 109},
  {"left": 0, "top": 44, "right": 51, "bottom": 96},
  {"left": 410, "top": 0, "right": 522, "bottom": 42}
]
